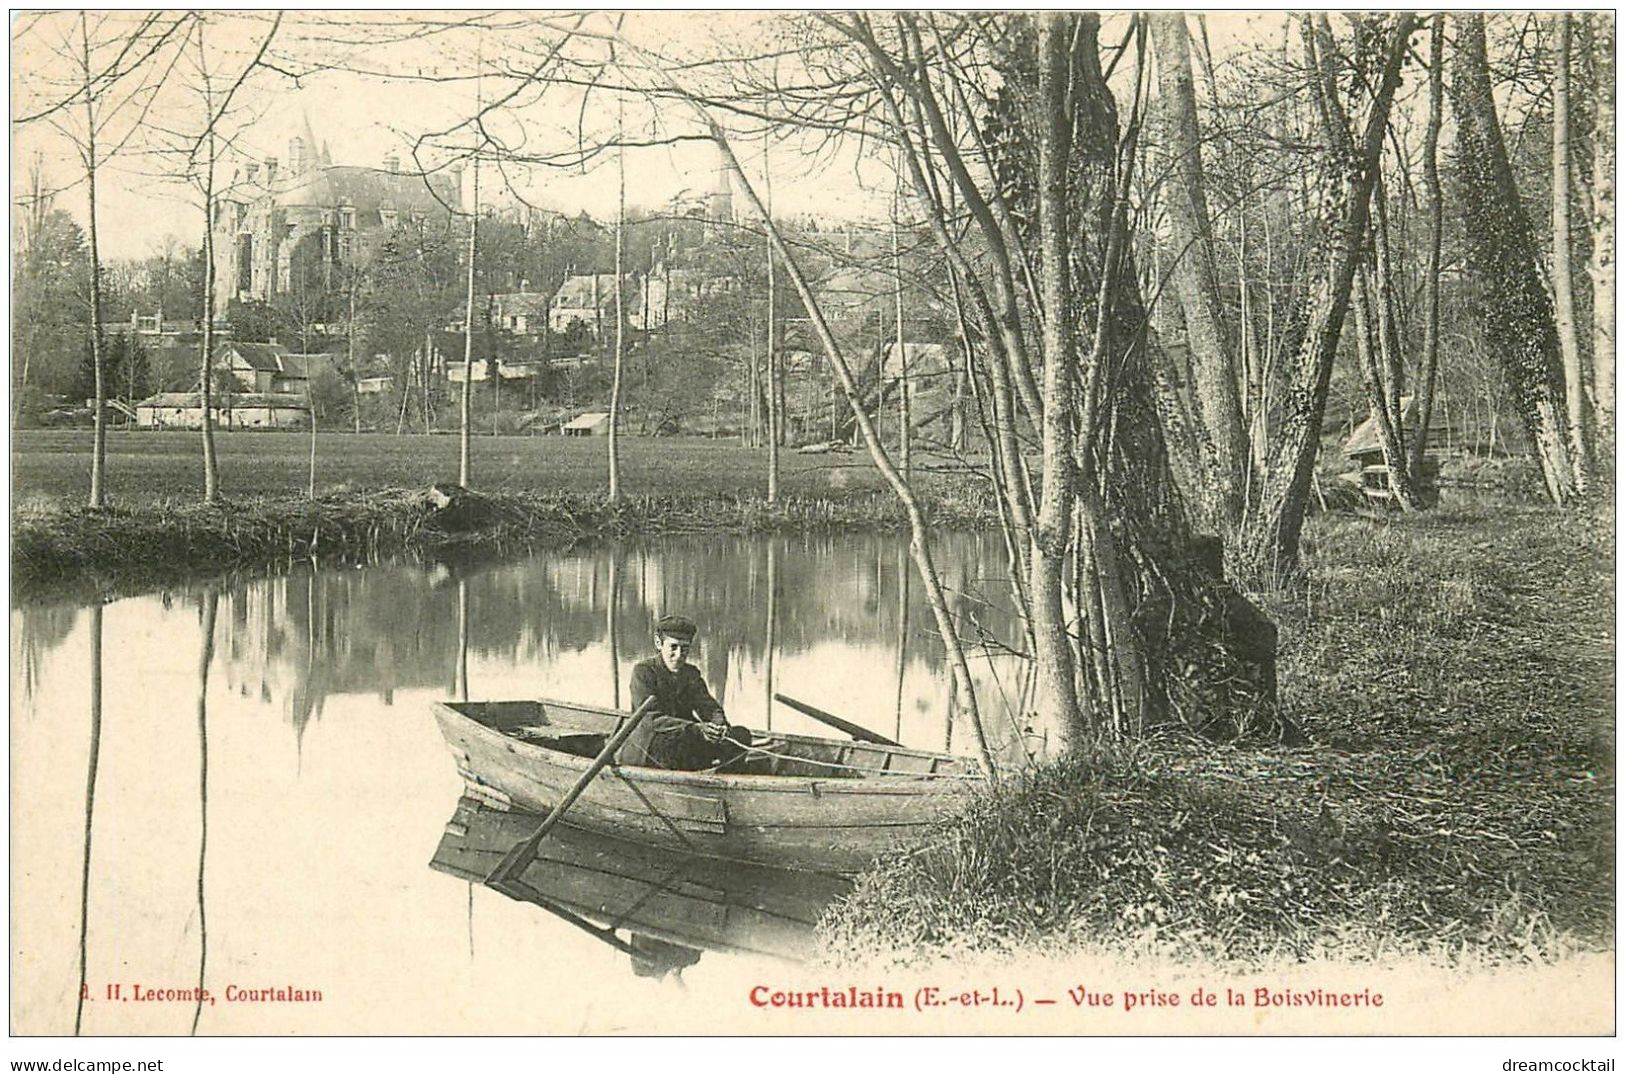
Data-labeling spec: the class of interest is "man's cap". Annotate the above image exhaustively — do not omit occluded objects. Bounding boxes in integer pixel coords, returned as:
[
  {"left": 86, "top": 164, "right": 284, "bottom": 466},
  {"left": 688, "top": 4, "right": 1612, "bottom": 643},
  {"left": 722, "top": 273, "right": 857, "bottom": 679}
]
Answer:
[{"left": 654, "top": 614, "right": 698, "bottom": 641}]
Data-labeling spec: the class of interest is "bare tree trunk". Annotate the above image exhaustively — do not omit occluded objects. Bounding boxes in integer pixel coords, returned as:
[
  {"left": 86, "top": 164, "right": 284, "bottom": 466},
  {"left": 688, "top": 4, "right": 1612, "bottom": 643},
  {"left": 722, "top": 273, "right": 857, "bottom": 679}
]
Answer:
[
  {"left": 420, "top": 334, "right": 433, "bottom": 434},
  {"left": 15, "top": 161, "right": 45, "bottom": 428},
  {"left": 1149, "top": 12, "right": 1247, "bottom": 536},
  {"left": 459, "top": 154, "right": 480, "bottom": 488},
  {"left": 348, "top": 278, "right": 361, "bottom": 434},
  {"left": 608, "top": 130, "right": 625, "bottom": 503},
  {"left": 199, "top": 141, "right": 219, "bottom": 503},
  {"left": 1352, "top": 265, "right": 1420, "bottom": 509},
  {"left": 1552, "top": 13, "right": 1591, "bottom": 495},
  {"left": 1237, "top": 14, "right": 1414, "bottom": 585},
  {"left": 306, "top": 371, "right": 317, "bottom": 499},
  {"left": 765, "top": 151, "right": 780, "bottom": 499},
  {"left": 893, "top": 178, "right": 911, "bottom": 479},
  {"left": 1587, "top": 14, "right": 1615, "bottom": 461},
  {"left": 1030, "top": 13, "right": 1083, "bottom": 747},
  {"left": 1410, "top": 13, "right": 1445, "bottom": 479},
  {"left": 80, "top": 18, "right": 107, "bottom": 509},
  {"left": 1453, "top": 12, "right": 1575, "bottom": 505}
]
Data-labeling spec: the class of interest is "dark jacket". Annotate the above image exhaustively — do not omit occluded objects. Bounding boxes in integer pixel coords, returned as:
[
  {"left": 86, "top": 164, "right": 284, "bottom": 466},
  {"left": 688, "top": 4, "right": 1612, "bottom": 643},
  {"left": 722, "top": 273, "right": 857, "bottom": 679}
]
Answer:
[{"left": 620, "top": 656, "right": 728, "bottom": 769}]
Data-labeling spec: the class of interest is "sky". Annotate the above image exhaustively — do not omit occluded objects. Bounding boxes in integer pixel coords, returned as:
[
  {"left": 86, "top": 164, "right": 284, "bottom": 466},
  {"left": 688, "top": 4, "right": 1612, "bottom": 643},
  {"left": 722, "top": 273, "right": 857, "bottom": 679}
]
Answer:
[
  {"left": 10, "top": 10, "right": 1320, "bottom": 262},
  {"left": 10, "top": 11, "right": 909, "bottom": 260}
]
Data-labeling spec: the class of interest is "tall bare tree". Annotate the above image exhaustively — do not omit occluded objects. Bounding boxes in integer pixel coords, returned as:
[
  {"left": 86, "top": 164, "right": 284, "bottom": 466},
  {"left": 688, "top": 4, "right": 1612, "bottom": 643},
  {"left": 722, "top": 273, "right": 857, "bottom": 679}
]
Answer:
[
  {"left": 1148, "top": 12, "right": 1248, "bottom": 538},
  {"left": 1586, "top": 15, "right": 1615, "bottom": 461},
  {"left": 137, "top": 12, "right": 282, "bottom": 502},
  {"left": 1551, "top": 13, "right": 1591, "bottom": 495},
  {"left": 1453, "top": 13, "right": 1576, "bottom": 505},
  {"left": 459, "top": 146, "right": 481, "bottom": 488},
  {"left": 608, "top": 108, "right": 627, "bottom": 504},
  {"left": 16, "top": 13, "right": 191, "bottom": 505},
  {"left": 1235, "top": 14, "right": 1415, "bottom": 582},
  {"left": 1410, "top": 13, "right": 1446, "bottom": 481},
  {"left": 764, "top": 147, "right": 780, "bottom": 501}
]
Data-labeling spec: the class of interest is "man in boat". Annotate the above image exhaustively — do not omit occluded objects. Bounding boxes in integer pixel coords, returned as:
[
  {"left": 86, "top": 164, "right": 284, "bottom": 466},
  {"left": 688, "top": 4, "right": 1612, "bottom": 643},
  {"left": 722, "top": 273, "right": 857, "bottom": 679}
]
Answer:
[{"left": 621, "top": 614, "right": 754, "bottom": 770}]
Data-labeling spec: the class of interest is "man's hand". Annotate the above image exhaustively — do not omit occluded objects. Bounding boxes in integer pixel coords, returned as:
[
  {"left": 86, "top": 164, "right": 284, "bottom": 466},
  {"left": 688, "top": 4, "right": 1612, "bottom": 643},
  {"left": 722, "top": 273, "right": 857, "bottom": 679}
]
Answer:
[{"left": 698, "top": 720, "right": 729, "bottom": 742}]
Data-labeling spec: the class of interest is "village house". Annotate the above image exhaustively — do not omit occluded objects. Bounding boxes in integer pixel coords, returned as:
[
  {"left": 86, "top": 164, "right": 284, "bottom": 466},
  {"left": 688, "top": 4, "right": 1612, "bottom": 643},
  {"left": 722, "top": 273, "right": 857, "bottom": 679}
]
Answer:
[
  {"left": 211, "top": 117, "right": 462, "bottom": 313},
  {"left": 633, "top": 265, "right": 743, "bottom": 331},
  {"left": 549, "top": 274, "right": 629, "bottom": 337},
  {"left": 1340, "top": 396, "right": 1445, "bottom": 506},
  {"left": 135, "top": 391, "right": 309, "bottom": 430},
  {"left": 215, "top": 341, "right": 339, "bottom": 394},
  {"left": 445, "top": 357, "right": 547, "bottom": 384},
  {"left": 490, "top": 291, "right": 552, "bottom": 336}
]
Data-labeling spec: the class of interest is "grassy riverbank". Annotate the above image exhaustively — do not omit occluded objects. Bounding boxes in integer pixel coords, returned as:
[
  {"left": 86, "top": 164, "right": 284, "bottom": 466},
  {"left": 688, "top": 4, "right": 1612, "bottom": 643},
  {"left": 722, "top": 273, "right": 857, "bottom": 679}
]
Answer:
[
  {"left": 11, "top": 430, "right": 994, "bottom": 597},
  {"left": 823, "top": 505, "right": 1615, "bottom": 968}
]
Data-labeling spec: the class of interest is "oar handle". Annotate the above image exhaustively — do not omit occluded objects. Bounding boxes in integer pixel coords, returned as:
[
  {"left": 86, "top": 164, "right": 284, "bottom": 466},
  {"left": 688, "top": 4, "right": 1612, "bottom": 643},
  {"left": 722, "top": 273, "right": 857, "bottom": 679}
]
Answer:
[
  {"left": 485, "top": 695, "right": 658, "bottom": 886},
  {"left": 773, "top": 692, "right": 901, "bottom": 747}
]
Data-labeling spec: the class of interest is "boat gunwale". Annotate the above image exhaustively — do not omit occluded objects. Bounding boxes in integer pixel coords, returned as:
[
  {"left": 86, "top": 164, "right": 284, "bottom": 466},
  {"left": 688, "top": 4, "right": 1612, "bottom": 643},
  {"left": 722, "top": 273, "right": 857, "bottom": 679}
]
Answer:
[{"left": 432, "top": 698, "right": 982, "bottom": 795}]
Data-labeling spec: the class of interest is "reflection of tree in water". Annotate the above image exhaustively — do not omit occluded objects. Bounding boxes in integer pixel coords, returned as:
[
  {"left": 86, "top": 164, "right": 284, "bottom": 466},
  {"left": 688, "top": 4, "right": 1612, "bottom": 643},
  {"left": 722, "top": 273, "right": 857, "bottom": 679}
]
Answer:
[
  {"left": 13, "top": 603, "right": 79, "bottom": 708},
  {"left": 92, "top": 531, "right": 1024, "bottom": 740}
]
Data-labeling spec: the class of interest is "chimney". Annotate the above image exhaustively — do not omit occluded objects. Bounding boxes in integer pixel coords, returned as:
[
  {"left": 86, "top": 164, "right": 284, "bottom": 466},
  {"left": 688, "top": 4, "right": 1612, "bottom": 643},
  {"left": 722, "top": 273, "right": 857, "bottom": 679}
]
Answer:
[
  {"left": 289, "top": 136, "right": 306, "bottom": 175},
  {"left": 245, "top": 162, "right": 259, "bottom": 183},
  {"left": 265, "top": 157, "right": 279, "bottom": 185},
  {"left": 383, "top": 152, "right": 399, "bottom": 173}
]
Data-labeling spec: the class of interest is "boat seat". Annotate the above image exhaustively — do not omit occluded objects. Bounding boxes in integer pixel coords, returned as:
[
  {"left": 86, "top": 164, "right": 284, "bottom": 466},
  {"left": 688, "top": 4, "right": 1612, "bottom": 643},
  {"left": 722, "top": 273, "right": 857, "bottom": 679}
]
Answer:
[{"left": 507, "top": 726, "right": 608, "bottom": 759}]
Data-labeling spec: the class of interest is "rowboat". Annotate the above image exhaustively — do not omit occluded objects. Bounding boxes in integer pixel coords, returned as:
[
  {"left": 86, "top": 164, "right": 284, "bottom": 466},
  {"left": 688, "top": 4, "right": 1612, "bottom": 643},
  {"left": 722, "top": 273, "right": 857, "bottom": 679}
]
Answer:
[
  {"left": 430, "top": 794, "right": 852, "bottom": 963},
  {"left": 431, "top": 698, "right": 982, "bottom": 873}
]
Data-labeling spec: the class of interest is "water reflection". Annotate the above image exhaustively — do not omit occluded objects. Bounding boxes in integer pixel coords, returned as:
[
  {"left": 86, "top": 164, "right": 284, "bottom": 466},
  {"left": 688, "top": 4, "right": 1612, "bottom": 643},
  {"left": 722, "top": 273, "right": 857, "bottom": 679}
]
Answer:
[
  {"left": 429, "top": 795, "right": 851, "bottom": 966},
  {"left": 195, "top": 531, "right": 1029, "bottom": 756},
  {"left": 73, "top": 603, "right": 102, "bottom": 1036},
  {"left": 192, "top": 589, "right": 217, "bottom": 1036},
  {"left": 12, "top": 530, "right": 1027, "bottom": 1033}
]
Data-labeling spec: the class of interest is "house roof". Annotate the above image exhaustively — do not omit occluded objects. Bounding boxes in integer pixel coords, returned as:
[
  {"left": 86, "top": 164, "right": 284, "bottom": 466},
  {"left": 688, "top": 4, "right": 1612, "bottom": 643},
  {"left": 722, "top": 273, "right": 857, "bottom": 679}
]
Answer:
[
  {"left": 1344, "top": 396, "right": 1417, "bottom": 457},
  {"left": 219, "top": 342, "right": 290, "bottom": 371},
  {"left": 138, "top": 392, "right": 308, "bottom": 409},
  {"left": 562, "top": 411, "right": 610, "bottom": 429},
  {"left": 217, "top": 344, "right": 336, "bottom": 378},
  {"left": 279, "top": 353, "right": 339, "bottom": 378},
  {"left": 552, "top": 274, "right": 624, "bottom": 310},
  {"left": 491, "top": 292, "right": 552, "bottom": 317}
]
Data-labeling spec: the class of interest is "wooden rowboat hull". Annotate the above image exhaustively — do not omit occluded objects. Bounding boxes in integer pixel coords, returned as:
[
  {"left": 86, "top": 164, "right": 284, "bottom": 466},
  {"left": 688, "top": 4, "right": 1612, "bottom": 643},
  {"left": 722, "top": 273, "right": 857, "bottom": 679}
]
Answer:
[{"left": 432, "top": 699, "right": 979, "bottom": 873}]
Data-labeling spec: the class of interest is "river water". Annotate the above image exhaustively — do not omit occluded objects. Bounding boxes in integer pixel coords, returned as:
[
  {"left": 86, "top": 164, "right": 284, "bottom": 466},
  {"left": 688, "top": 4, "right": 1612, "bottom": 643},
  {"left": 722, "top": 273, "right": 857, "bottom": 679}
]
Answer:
[{"left": 11, "top": 531, "right": 1031, "bottom": 1034}]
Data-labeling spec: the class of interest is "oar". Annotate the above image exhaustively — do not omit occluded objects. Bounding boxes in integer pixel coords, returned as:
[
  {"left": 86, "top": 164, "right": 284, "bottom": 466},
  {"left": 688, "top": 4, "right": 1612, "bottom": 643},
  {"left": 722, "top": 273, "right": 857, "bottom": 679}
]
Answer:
[
  {"left": 773, "top": 693, "right": 901, "bottom": 747},
  {"left": 485, "top": 696, "right": 657, "bottom": 886}
]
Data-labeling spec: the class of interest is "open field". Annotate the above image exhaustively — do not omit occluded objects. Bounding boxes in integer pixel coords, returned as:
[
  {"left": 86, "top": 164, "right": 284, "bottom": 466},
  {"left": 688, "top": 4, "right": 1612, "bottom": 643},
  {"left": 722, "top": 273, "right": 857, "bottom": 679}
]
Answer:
[
  {"left": 10, "top": 429, "right": 994, "bottom": 597},
  {"left": 10, "top": 429, "right": 897, "bottom": 503},
  {"left": 826, "top": 505, "right": 1615, "bottom": 967}
]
